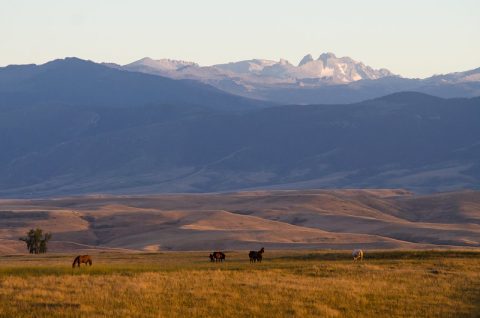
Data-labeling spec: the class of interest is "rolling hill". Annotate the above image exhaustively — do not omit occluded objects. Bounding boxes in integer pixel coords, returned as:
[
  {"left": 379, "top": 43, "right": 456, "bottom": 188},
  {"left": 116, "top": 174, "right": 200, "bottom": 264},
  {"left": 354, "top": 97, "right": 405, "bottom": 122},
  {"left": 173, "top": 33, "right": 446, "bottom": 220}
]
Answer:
[{"left": 1, "top": 190, "right": 480, "bottom": 253}]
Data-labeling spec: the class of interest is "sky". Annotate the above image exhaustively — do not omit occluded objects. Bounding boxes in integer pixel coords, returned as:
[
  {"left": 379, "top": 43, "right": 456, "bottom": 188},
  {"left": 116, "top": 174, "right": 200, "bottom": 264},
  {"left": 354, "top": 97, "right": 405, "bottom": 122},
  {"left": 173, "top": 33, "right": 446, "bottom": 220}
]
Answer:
[{"left": 0, "top": 0, "right": 479, "bottom": 78}]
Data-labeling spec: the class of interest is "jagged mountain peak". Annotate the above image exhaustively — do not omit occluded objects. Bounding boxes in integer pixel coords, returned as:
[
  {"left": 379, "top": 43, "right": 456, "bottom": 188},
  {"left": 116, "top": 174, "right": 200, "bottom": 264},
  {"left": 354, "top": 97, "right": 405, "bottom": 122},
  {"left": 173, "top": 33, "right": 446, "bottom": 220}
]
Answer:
[
  {"left": 318, "top": 52, "right": 337, "bottom": 60},
  {"left": 112, "top": 52, "right": 455, "bottom": 100},
  {"left": 299, "top": 54, "right": 314, "bottom": 66},
  {"left": 121, "top": 53, "right": 395, "bottom": 84}
]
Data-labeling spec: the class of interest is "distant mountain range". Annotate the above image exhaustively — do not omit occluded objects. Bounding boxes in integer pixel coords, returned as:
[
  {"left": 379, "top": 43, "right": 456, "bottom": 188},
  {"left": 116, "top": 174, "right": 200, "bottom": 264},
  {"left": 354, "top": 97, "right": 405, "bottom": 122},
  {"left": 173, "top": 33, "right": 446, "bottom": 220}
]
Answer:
[
  {"left": 122, "top": 52, "right": 393, "bottom": 84},
  {"left": 0, "top": 57, "right": 479, "bottom": 197},
  {"left": 0, "top": 57, "right": 267, "bottom": 111},
  {"left": 116, "top": 53, "right": 480, "bottom": 104}
]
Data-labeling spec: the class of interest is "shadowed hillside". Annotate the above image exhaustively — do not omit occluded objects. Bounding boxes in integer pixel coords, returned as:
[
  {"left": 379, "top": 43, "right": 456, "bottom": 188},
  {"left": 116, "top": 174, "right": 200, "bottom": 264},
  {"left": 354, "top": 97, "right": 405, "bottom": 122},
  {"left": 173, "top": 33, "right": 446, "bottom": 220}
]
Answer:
[{"left": 1, "top": 59, "right": 479, "bottom": 198}]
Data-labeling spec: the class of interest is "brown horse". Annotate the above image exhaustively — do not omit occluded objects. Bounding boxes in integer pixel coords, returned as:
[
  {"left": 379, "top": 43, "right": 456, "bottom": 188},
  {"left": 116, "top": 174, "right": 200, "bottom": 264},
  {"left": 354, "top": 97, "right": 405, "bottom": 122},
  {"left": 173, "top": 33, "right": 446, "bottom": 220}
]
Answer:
[
  {"left": 249, "top": 247, "right": 264, "bottom": 263},
  {"left": 72, "top": 255, "right": 93, "bottom": 268},
  {"left": 211, "top": 251, "right": 225, "bottom": 262}
]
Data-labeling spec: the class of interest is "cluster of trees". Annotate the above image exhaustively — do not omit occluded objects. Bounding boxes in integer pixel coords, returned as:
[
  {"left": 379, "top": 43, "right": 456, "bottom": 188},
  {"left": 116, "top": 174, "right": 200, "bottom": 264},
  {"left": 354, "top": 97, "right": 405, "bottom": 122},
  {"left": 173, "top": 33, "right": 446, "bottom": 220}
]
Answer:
[{"left": 19, "top": 228, "right": 52, "bottom": 254}]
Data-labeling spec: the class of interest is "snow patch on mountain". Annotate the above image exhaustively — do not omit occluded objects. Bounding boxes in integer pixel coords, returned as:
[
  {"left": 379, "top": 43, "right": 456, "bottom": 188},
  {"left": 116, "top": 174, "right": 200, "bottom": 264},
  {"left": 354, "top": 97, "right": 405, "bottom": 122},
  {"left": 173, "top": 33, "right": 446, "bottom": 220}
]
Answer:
[
  {"left": 123, "top": 53, "right": 394, "bottom": 85},
  {"left": 127, "top": 57, "right": 197, "bottom": 71}
]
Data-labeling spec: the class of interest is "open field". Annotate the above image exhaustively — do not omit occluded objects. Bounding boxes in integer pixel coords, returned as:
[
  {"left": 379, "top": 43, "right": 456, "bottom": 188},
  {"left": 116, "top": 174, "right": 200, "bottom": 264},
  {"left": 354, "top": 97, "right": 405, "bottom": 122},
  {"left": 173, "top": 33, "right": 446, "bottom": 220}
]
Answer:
[
  {"left": 1, "top": 190, "right": 480, "bottom": 253},
  {"left": 1, "top": 250, "right": 480, "bottom": 317}
]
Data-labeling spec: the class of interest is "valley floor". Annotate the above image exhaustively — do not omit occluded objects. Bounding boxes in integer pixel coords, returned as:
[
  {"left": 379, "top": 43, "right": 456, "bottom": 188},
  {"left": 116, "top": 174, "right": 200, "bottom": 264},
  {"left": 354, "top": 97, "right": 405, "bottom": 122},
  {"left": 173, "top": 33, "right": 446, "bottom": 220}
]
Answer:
[{"left": 0, "top": 250, "right": 479, "bottom": 318}]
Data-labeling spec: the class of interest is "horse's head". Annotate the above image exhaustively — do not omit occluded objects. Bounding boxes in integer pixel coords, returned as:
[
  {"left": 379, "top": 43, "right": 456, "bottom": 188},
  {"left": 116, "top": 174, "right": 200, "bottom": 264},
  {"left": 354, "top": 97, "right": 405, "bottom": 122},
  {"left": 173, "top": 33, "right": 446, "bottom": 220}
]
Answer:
[{"left": 259, "top": 247, "right": 265, "bottom": 253}]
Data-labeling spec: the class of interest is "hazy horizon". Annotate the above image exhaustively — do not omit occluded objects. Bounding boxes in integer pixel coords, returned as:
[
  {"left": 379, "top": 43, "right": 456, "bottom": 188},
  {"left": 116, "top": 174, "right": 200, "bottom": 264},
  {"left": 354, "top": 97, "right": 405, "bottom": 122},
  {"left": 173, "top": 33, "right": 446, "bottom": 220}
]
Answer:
[{"left": 1, "top": 0, "right": 479, "bottom": 78}]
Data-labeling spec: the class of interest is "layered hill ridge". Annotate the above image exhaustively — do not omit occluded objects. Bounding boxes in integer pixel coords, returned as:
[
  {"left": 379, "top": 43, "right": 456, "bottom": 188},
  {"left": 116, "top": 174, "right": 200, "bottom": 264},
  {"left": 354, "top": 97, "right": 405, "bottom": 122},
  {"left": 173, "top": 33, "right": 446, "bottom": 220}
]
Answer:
[
  {"left": 0, "top": 57, "right": 267, "bottom": 110},
  {"left": 1, "top": 190, "right": 480, "bottom": 253}
]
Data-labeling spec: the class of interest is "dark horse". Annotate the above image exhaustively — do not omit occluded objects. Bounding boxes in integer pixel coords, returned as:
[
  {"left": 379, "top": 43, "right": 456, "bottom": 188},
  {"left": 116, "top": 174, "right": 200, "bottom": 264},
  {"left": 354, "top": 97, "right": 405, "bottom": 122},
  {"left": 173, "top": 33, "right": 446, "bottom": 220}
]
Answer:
[
  {"left": 210, "top": 251, "right": 225, "bottom": 262},
  {"left": 72, "top": 255, "right": 93, "bottom": 268},
  {"left": 249, "top": 247, "right": 264, "bottom": 263}
]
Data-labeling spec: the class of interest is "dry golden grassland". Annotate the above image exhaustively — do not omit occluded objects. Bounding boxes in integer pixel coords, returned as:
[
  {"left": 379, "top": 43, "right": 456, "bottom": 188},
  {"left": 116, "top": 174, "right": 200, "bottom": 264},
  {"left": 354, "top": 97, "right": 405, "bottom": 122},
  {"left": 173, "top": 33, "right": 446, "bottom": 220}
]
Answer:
[{"left": 0, "top": 250, "right": 479, "bottom": 317}]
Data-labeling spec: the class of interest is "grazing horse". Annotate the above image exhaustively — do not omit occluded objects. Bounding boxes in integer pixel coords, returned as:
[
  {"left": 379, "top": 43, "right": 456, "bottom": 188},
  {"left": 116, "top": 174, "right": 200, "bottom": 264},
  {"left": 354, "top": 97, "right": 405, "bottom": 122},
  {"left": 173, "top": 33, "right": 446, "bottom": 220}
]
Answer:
[
  {"left": 352, "top": 249, "right": 364, "bottom": 261},
  {"left": 72, "top": 255, "right": 93, "bottom": 268},
  {"left": 249, "top": 247, "right": 265, "bottom": 263},
  {"left": 211, "top": 251, "right": 226, "bottom": 262}
]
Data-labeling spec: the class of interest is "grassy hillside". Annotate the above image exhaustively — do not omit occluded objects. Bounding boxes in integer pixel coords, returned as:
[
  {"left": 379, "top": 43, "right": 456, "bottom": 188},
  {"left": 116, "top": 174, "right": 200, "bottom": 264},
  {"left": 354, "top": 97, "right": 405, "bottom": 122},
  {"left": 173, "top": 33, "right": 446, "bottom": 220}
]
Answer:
[
  {"left": 1, "top": 190, "right": 480, "bottom": 252},
  {"left": 0, "top": 250, "right": 479, "bottom": 317}
]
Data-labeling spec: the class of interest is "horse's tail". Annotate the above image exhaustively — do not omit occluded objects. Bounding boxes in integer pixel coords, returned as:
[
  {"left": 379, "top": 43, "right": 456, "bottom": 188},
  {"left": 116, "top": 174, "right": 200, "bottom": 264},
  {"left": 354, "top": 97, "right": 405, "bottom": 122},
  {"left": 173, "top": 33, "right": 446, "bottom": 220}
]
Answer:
[
  {"left": 88, "top": 257, "right": 92, "bottom": 266},
  {"left": 72, "top": 256, "right": 79, "bottom": 268}
]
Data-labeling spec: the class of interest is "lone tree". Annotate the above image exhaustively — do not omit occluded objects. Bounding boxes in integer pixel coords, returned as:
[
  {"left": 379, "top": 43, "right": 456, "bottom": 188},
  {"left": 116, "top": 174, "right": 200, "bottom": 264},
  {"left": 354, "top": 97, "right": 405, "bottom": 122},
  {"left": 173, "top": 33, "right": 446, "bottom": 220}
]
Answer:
[{"left": 19, "top": 228, "right": 52, "bottom": 254}]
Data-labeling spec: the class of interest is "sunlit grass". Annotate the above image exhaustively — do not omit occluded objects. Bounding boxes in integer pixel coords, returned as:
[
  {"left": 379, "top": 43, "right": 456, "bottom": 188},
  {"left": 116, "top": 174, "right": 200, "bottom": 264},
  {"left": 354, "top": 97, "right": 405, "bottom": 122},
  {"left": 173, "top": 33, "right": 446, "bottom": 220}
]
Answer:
[{"left": 0, "top": 250, "right": 479, "bottom": 317}]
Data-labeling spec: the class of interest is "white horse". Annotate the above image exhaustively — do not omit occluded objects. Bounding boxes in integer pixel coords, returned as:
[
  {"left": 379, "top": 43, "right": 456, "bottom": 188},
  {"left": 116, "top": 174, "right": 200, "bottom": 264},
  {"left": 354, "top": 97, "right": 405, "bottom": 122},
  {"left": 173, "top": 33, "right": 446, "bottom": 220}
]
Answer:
[{"left": 352, "top": 249, "right": 364, "bottom": 261}]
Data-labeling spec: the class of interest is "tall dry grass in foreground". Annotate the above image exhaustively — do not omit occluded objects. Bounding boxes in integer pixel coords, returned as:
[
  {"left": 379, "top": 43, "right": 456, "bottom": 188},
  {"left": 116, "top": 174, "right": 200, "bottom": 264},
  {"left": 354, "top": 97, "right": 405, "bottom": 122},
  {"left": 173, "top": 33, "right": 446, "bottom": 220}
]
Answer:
[{"left": 0, "top": 251, "right": 479, "bottom": 317}]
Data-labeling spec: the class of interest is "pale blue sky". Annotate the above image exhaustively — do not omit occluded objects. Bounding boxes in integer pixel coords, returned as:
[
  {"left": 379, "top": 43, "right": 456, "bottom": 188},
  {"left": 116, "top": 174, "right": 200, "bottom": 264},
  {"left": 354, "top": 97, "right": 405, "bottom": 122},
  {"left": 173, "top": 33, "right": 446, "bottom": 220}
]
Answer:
[{"left": 1, "top": 0, "right": 479, "bottom": 78}]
